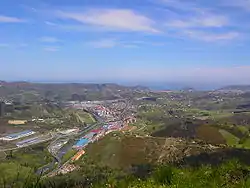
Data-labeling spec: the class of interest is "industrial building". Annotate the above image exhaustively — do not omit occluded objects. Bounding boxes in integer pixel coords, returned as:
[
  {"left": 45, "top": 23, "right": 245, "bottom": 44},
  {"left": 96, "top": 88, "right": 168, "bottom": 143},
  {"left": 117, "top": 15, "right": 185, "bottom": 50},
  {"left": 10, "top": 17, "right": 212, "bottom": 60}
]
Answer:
[
  {"left": 8, "top": 120, "right": 27, "bottom": 125},
  {"left": 16, "top": 137, "right": 40, "bottom": 147},
  {"left": 0, "top": 130, "right": 36, "bottom": 141},
  {"left": 71, "top": 150, "right": 85, "bottom": 161},
  {"left": 73, "top": 138, "right": 89, "bottom": 149}
]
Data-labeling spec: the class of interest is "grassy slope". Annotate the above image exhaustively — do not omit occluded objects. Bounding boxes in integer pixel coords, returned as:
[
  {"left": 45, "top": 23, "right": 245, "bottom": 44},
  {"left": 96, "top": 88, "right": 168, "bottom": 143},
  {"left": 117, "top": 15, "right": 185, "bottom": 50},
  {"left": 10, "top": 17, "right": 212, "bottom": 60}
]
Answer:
[
  {"left": 242, "top": 138, "right": 250, "bottom": 149},
  {"left": 238, "top": 125, "right": 249, "bottom": 134},
  {"left": 12, "top": 159, "right": 250, "bottom": 188},
  {"left": 196, "top": 125, "right": 225, "bottom": 144},
  {"left": 82, "top": 133, "right": 164, "bottom": 168},
  {"left": 0, "top": 142, "right": 53, "bottom": 184},
  {"left": 61, "top": 149, "right": 77, "bottom": 164},
  {"left": 219, "top": 129, "right": 240, "bottom": 146},
  {"left": 0, "top": 162, "right": 33, "bottom": 185},
  {"left": 80, "top": 133, "right": 217, "bottom": 170},
  {"left": 77, "top": 111, "right": 96, "bottom": 124}
]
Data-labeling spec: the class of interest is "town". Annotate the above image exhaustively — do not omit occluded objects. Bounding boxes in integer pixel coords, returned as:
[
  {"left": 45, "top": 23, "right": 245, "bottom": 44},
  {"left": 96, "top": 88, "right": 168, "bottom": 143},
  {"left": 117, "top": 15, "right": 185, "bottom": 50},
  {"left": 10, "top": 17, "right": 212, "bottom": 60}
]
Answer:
[
  {"left": 1, "top": 82, "right": 250, "bottom": 187},
  {"left": 0, "top": 97, "right": 137, "bottom": 176}
]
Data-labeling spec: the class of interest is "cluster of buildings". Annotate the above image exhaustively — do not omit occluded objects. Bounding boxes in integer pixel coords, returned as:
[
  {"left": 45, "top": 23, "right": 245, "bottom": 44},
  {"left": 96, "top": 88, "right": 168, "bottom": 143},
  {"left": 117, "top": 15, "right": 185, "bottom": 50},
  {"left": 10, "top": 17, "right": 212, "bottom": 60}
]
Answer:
[
  {"left": 71, "top": 150, "right": 85, "bottom": 162},
  {"left": 16, "top": 136, "right": 43, "bottom": 147},
  {"left": 0, "top": 130, "right": 36, "bottom": 141},
  {"left": 58, "top": 164, "right": 79, "bottom": 175},
  {"left": 73, "top": 122, "right": 124, "bottom": 150},
  {"left": 94, "top": 105, "right": 111, "bottom": 116}
]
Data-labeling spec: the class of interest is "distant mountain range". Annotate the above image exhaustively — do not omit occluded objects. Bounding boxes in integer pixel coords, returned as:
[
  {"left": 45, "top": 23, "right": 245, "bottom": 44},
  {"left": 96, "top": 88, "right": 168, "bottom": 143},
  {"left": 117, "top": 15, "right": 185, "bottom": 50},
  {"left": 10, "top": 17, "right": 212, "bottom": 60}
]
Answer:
[
  {"left": 215, "top": 85, "right": 250, "bottom": 94},
  {"left": 1, "top": 80, "right": 250, "bottom": 94},
  {"left": 0, "top": 81, "right": 150, "bottom": 101},
  {"left": 218, "top": 85, "right": 250, "bottom": 91}
]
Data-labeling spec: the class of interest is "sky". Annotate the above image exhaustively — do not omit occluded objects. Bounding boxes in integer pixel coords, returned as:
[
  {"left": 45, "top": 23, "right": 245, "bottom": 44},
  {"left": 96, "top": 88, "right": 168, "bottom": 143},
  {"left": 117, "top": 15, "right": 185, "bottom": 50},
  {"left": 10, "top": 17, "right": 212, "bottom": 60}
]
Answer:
[{"left": 1, "top": 0, "right": 250, "bottom": 86}]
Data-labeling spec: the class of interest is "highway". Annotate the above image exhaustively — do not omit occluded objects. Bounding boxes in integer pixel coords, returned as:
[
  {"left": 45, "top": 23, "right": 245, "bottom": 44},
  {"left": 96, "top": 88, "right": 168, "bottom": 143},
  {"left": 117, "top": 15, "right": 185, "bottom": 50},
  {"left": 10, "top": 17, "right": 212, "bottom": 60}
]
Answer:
[
  {"left": 37, "top": 111, "right": 106, "bottom": 175},
  {"left": 43, "top": 100, "right": 131, "bottom": 176},
  {"left": 0, "top": 99, "right": 130, "bottom": 176}
]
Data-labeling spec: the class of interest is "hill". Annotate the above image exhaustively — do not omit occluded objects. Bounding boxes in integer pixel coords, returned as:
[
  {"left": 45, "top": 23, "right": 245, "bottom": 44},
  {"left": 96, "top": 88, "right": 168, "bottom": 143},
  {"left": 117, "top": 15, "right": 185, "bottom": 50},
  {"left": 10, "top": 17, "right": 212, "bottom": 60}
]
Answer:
[
  {"left": 217, "top": 85, "right": 250, "bottom": 92},
  {"left": 81, "top": 133, "right": 221, "bottom": 169},
  {"left": 10, "top": 133, "right": 250, "bottom": 188},
  {"left": 0, "top": 81, "right": 149, "bottom": 102}
]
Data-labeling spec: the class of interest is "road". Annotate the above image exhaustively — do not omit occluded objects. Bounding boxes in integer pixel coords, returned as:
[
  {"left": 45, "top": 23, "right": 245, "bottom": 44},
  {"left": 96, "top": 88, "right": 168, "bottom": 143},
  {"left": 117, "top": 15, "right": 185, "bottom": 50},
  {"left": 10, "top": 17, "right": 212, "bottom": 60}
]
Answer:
[
  {"left": 44, "top": 100, "right": 131, "bottom": 176},
  {"left": 37, "top": 111, "right": 106, "bottom": 175}
]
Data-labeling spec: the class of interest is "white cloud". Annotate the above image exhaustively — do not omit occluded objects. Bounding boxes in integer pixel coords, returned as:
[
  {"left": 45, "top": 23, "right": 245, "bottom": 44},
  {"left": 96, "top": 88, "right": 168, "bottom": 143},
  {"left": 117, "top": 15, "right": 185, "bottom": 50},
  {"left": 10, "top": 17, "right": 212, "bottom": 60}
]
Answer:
[
  {"left": 183, "top": 30, "right": 239, "bottom": 41},
  {"left": 40, "top": 36, "right": 60, "bottom": 43},
  {"left": 43, "top": 47, "right": 59, "bottom": 52},
  {"left": 221, "top": 0, "right": 250, "bottom": 11},
  {"left": 159, "top": 0, "right": 200, "bottom": 12},
  {"left": 160, "top": 0, "right": 229, "bottom": 29},
  {"left": 56, "top": 9, "right": 159, "bottom": 33},
  {"left": 86, "top": 39, "right": 164, "bottom": 48},
  {"left": 166, "top": 14, "right": 228, "bottom": 28},
  {"left": 158, "top": 0, "right": 241, "bottom": 42},
  {"left": 0, "top": 15, "right": 26, "bottom": 23}
]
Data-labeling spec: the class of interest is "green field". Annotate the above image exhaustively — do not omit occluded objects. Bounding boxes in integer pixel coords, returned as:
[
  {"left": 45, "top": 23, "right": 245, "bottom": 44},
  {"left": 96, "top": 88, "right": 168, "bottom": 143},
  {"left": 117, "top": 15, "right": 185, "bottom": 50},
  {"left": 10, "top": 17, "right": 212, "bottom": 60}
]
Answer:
[
  {"left": 61, "top": 149, "right": 77, "bottom": 163},
  {"left": 238, "top": 125, "right": 249, "bottom": 134},
  {"left": 241, "top": 138, "right": 250, "bottom": 149},
  {"left": 219, "top": 129, "right": 240, "bottom": 146},
  {"left": 75, "top": 111, "right": 96, "bottom": 124}
]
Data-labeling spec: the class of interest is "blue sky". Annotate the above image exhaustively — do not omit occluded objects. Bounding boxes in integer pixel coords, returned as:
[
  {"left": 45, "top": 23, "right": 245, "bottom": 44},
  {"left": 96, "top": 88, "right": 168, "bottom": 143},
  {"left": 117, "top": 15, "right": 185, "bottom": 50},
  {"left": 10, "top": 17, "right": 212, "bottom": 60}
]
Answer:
[{"left": 1, "top": 0, "right": 250, "bottom": 85}]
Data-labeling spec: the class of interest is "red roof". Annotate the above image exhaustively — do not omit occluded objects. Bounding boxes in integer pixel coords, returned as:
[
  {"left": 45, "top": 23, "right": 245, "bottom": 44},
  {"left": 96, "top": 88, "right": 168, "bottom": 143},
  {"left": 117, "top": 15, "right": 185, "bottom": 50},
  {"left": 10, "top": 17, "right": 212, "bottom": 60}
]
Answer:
[{"left": 91, "top": 128, "right": 102, "bottom": 133}]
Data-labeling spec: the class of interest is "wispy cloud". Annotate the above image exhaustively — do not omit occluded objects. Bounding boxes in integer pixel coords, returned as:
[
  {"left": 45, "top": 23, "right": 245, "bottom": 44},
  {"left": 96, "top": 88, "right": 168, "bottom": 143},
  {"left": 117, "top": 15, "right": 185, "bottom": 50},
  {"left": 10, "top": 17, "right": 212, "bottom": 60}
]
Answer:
[
  {"left": 157, "top": 0, "right": 241, "bottom": 41},
  {"left": 160, "top": 0, "right": 229, "bottom": 28},
  {"left": 39, "top": 36, "right": 60, "bottom": 43},
  {"left": 44, "top": 21, "right": 57, "bottom": 26},
  {"left": 221, "top": 0, "right": 250, "bottom": 11},
  {"left": 55, "top": 9, "right": 160, "bottom": 33},
  {"left": 86, "top": 38, "right": 164, "bottom": 48},
  {"left": 159, "top": 0, "right": 201, "bottom": 12},
  {"left": 183, "top": 30, "right": 239, "bottom": 42},
  {"left": 165, "top": 14, "right": 228, "bottom": 28},
  {"left": 43, "top": 47, "right": 59, "bottom": 52},
  {"left": 40, "top": 1, "right": 242, "bottom": 42},
  {"left": 0, "top": 15, "right": 26, "bottom": 23}
]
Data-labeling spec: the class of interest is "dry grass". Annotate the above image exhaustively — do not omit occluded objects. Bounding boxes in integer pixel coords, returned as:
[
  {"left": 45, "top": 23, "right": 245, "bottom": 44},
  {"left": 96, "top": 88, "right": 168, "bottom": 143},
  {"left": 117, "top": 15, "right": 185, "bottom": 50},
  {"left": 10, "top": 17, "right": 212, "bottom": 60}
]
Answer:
[
  {"left": 84, "top": 134, "right": 218, "bottom": 169},
  {"left": 196, "top": 125, "right": 226, "bottom": 144}
]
